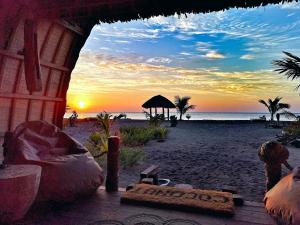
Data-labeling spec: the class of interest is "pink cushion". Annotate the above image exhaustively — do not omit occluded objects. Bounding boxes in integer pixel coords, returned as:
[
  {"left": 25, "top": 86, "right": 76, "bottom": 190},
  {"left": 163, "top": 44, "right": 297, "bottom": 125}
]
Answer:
[{"left": 5, "top": 120, "right": 104, "bottom": 202}]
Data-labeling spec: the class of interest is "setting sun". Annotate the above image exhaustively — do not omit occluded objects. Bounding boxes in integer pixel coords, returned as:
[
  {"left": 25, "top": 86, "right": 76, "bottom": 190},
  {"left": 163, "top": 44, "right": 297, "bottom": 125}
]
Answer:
[{"left": 78, "top": 101, "right": 86, "bottom": 109}]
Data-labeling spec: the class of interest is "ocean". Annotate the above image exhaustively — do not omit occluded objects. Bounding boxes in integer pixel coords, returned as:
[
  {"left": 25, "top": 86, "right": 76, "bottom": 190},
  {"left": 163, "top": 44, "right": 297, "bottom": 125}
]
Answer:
[{"left": 64, "top": 112, "right": 300, "bottom": 121}]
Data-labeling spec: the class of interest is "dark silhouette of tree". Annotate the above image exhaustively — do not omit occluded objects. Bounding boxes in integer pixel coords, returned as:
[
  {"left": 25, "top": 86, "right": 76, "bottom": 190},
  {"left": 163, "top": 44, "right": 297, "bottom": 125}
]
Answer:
[
  {"left": 258, "top": 97, "right": 290, "bottom": 121},
  {"left": 174, "top": 96, "right": 195, "bottom": 121},
  {"left": 273, "top": 51, "right": 300, "bottom": 90}
]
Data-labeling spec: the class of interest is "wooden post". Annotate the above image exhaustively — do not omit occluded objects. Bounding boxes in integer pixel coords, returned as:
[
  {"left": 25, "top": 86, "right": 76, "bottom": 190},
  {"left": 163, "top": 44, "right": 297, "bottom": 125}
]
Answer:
[
  {"left": 167, "top": 108, "right": 170, "bottom": 120},
  {"left": 106, "top": 136, "right": 120, "bottom": 192},
  {"left": 149, "top": 108, "right": 152, "bottom": 118},
  {"left": 155, "top": 107, "right": 157, "bottom": 116},
  {"left": 162, "top": 107, "right": 165, "bottom": 119}
]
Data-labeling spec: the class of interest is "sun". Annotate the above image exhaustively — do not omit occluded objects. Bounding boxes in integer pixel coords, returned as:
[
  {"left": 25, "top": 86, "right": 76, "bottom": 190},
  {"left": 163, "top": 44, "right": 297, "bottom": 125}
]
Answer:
[{"left": 78, "top": 101, "right": 86, "bottom": 109}]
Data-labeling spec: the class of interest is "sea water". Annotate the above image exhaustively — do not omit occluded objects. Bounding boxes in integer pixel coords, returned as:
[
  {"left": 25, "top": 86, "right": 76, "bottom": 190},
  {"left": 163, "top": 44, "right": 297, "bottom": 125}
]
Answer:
[{"left": 64, "top": 112, "right": 300, "bottom": 121}]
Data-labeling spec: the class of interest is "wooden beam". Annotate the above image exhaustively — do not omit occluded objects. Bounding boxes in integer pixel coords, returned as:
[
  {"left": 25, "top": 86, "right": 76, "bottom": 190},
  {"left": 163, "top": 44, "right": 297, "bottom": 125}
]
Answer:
[
  {"left": 55, "top": 20, "right": 84, "bottom": 36},
  {"left": 40, "top": 23, "right": 55, "bottom": 58},
  {"left": 7, "top": 99, "right": 14, "bottom": 131},
  {"left": 12, "top": 60, "right": 23, "bottom": 93},
  {"left": 26, "top": 99, "right": 32, "bottom": 121},
  {"left": 0, "top": 93, "right": 64, "bottom": 102},
  {"left": 0, "top": 49, "right": 70, "bottom": 72}
]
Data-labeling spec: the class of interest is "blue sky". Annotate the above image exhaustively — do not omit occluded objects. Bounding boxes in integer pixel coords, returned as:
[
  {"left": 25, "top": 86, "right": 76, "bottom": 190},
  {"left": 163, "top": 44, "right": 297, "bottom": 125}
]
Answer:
[{"left": 68, "top": 2, "right": 300, "bottom": 112}]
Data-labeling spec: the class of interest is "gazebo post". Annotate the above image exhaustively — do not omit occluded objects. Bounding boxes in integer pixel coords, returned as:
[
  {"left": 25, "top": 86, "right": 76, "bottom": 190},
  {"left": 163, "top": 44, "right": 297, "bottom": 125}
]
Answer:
[
  {"left": 155, "top": 107, "right": 157, "bottom": 116},
  {"left": 149, "top": 108, "right": 152, "bottom": 118},
  {"left": 162, "top": 107, "right": 165, "bottom": 119},
  {"left": 167, "top": 108, "right": 170, "bottom": 120}
]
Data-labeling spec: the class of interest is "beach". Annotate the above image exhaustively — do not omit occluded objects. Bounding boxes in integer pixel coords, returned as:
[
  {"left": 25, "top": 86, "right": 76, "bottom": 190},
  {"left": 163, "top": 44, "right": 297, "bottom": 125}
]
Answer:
[{"left": 64, "top": 119, "right": 299, "bottom": 202}]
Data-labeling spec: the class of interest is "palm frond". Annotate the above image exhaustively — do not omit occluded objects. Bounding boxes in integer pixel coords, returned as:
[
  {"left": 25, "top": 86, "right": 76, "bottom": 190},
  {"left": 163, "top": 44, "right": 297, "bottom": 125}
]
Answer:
[
  {"left": 273, "top": 52, "right": 300, "bottom": 89},
  {"left": 277, "top": 103, "right": 290, "bottom": 110},
  {"left": 273, "top": 96, "right": 282, "bottom": 105},
  {"left": 258, "top": 99, "right": 269, "bottom": 109},
  {"left": 280, "top": 110, "right": 298, "bottom": 120}
]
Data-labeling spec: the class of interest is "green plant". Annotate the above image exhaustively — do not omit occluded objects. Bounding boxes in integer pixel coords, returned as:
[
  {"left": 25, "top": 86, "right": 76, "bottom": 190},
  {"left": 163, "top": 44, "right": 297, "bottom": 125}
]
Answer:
[
  {"left": 85, "top": 131, "right": 108, "bottom": 158},
  {"left": 258, "top": 97, "right": 290, "bottom": 122},
  {"left": 149, "top": 114, "right": 164, "bottom": 127},
  {"left": 86, "top": 112, "right": 115, "bottom": 158},
  {"left": 120, "top": 147, "right": 146, "bottom": 168},
  {"left": 121, "top": 127, "right": 154, "bottom": 146},
  {"left": 96, "top": 112, "right": 115, "bottom": 137},
  {"left": 153, "top": 127, "right": 168, "bottom": 139},
  {"left": 174, "top": 96, "right": 195, "bottom": 120},
  {"left": 120, "top": 126, "right": 168, "bottom": 146}
]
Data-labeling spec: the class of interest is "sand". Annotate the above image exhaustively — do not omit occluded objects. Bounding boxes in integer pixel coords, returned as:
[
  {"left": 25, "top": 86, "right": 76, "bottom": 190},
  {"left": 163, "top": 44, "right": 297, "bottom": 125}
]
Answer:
[{"left": 64, "top": 119, "right": 300, "bottom": 202}]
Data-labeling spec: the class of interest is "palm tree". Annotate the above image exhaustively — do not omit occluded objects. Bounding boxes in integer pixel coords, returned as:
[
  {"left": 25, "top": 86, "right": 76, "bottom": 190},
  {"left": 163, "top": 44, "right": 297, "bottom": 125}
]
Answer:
[
  {"left": 273, "top": 51, "right": 300, "bottom": 90},
  {"left": 258, "top": 97, "right": 290, "bottom": 122},
  {"left": 174, "top": 96, "right": 195, "bottom": 121}
]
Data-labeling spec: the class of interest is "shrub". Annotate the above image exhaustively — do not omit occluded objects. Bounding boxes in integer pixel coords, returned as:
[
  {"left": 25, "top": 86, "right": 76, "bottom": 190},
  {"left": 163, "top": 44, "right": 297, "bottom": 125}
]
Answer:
[
  {"left": 284, "top": 125, "right": 300, "bottom": 137},
  {"left": 149, "top": 114, "right": 164, "bottom": 127},
  {"left": 120, "top": 126, "right": 168, "bottom": 146},
  {"left": 120, "top": 147, "right": 146, "bottom": 168},
  {"left": 153, "top": 127, "right": 168, "bottom": 139},
  {"left": 96, "top": 112, "right": 115, "bottom": 137},
  {"left": 120, "top": 127, "right": 152, "bottom": 146},
  {"left": 85, "top": 131, "right": 108, "bottom": 158}
]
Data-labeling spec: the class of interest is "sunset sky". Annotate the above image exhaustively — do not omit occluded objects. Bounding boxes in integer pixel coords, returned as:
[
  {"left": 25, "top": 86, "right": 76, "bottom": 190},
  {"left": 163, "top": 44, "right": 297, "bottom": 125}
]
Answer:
[{"left": 67, "top": 2, "right": 300, "bottom": 113}]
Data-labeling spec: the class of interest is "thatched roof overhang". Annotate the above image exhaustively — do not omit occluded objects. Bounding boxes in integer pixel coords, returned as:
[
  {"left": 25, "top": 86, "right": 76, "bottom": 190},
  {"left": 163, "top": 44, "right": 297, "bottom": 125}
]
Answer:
[
  {"left": 6, "top": 0, "right": 298, "bottom": 23},
  {"left": 142, "top": 95, "right": 176, "bottom": 109}
]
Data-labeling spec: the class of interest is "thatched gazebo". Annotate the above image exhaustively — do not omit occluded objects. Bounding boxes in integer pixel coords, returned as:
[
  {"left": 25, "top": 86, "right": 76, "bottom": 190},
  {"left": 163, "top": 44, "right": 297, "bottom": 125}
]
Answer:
[{"left": 142, "top": 95, "right": 176, "bottom": 120}]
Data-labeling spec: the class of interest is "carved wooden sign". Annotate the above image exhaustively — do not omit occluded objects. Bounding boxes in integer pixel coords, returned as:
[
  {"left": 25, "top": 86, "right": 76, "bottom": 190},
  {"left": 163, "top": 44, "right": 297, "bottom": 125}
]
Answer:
[{"left": 121, "top": 184, "right": 234, "bottom": 216}]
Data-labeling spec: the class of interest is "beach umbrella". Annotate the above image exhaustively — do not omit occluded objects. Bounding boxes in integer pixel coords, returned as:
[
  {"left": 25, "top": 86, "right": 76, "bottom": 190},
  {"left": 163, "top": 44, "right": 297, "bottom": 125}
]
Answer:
[{"left": 142, "top": 95, "right": 176, "bottom": 120}]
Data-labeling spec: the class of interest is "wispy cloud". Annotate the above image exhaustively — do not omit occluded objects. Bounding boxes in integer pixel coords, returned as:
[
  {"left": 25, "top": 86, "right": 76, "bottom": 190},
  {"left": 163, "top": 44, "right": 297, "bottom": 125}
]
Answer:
[
  {"left": 70, "top": 52, "right": 295, "bottom": 99},
  {"left": 240, "top": 54, "right": 255, "bottom": 60},
  {"left": 146, "top": 57, "right": 172, "bottom": 64},
  {"left": 204, "top": 51, "right": 225, "bottom": 59}
]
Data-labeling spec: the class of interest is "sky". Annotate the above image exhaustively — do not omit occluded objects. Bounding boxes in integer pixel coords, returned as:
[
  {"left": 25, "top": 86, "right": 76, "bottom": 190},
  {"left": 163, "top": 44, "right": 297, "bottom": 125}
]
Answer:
[{"left": 67, "top": 2, "right": 300, "bottom": 113}]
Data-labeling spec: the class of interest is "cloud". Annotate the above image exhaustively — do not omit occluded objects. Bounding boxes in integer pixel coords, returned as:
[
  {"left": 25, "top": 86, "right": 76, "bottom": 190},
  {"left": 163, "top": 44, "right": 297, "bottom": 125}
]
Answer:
[
  {"left": 281, "top": 2, "right": 300, "bottom": 9},
  {"left": 94, "top": 25, "right": 161, "bottom": 40},
  {"left": 196, "top": 41, "right": 213, "bottom": 52},
  {"left": 204, "top": 51, "right": 225, "bottom": 59},
  {"left": 175, "top": 34, "right": 193, "bottom": 40},
  {"left": 114, "top": 40, "right": 131, "bottom": 44},
  {"left": 180, "top": 52, "right": 193, "bottom": 56},
  {"left": 240, "top": 54, "right": 255, "bottom": 60},
  {"left": 146, "top": 57, "right": 172, "bottom": 64},
  {"left": 71, "top": 52, "right": 296, "bottom": 97}
]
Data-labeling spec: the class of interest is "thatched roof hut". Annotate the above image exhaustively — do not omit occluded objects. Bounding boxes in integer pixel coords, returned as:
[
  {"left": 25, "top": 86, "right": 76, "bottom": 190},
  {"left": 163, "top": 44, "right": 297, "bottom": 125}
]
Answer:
[
  {"left": 0, "top": 0, "right": 296, "bottom": 145},
  {"left": 142, "top": 95, "right": 175, "bottom": 120},
  {"left": 142, "top": 95, "right": 176, "bottom": 109}
]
